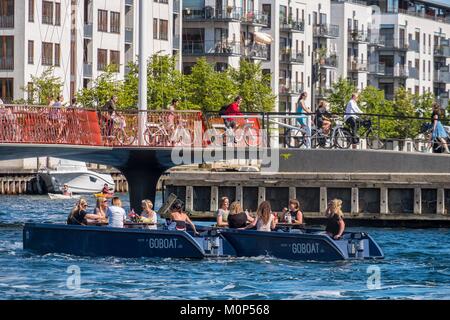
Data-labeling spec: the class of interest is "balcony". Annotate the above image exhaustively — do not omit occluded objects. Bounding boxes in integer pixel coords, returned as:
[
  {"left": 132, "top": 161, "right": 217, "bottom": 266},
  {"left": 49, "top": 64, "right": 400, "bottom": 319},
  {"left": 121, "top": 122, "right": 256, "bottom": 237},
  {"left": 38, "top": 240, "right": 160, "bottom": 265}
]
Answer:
[
  {"left": 279, "top": 50, "right": 304, "bottom": 64},
  {"left": 315, "top": 86, "right": 333, "bottom": 100},
  {"left": 348, "top": 30, "right": 368, "bottom": 43},
  {"left": 0, "top": 15, "right": 14, "bottom": 28},
  {"left": 437, "top": 92, "right": 449, "bottom": 108},
  {"left": 408, "top": 40, "right": 420, "bottom": 53},
  {"left": 317, "top": 54, "right": 338, "bottom": 69},
  {"left": 313, "top": 24, "right": 339, "bottom": 38},
  {"left": 387, "top": 8, "right": 450, "bottom": 25},
  {"left": 173, "top": 35, "right": 180, "bottom": 50},
  {"left": 0, "top": 57, "right": 14, "bottom": 70},
  {"left": 242, "top": 43, "right": 269, "bottom": 60},
  {"left": 367, "top": 34, "right": 386, "bottom": 47},
  {"left": 83, "top": 63, "right": 93, "bottom": 78},
  {"left": 241, "top": 12, "right": 269, "bottom": 27},
  {"left": 434, "top": 66, "right": 450, "bottom": 84},
  {"left": 173, "top": 0, "right": 180, "bottom": 14},
  {"left": 379, "top": 38, "right": 409, "bottom": 51},
  {"left": 183, "top": 7, "right": 241, "bottom": 22},
  {"left": 125, "top": 27, "right": 133, "bottom": 44},
  {"left": 383, "top": 65, "right": 409, "bottom": 78},
  {"left": 125, "top": 0, "right": 133, "bottom": 6},
  {"left": 369, "top": 63, "right": 386, "bottom": 75},
  {"left": 280, "top": 19, "right": 305, "bottom": 33},
  {"left": 84, "top": 23, "right": 93, "bottom": 39},
  {"left": 348, "top": 59, "right": 368, "bottom": 73},
  {"left": 434, "top": 41, "right": 450, "bottom": 58},
  {"left": 182, "top": 41, "right": 241, "bottom": 56},
  {"left": 279, "top": 81, "right": 304, "bottom": 96}
]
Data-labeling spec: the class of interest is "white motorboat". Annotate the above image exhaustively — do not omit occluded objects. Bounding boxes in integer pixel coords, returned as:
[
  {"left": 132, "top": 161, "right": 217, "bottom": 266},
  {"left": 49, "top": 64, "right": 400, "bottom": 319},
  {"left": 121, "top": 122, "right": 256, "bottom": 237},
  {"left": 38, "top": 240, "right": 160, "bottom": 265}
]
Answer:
[
  {"left": 39, "top": 159, "right": 115, "bottom": 194},
  {"left": 48, "top": 193, "right": 81, "bottom": 200}
]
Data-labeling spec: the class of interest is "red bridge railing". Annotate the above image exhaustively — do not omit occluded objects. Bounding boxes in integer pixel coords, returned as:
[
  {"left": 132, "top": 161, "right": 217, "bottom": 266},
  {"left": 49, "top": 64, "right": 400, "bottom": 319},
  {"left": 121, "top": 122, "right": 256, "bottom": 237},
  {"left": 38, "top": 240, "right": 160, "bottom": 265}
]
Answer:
[{"left": 0, "top": 105, "right": 262, "bottom": 148}]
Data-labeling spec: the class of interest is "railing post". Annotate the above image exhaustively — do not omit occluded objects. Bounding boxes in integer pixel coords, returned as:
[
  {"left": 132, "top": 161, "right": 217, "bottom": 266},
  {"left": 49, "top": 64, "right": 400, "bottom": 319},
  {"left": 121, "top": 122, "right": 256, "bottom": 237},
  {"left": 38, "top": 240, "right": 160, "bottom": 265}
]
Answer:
[{"left": 138, "top": 0, "right": 148, "bottom": 146}]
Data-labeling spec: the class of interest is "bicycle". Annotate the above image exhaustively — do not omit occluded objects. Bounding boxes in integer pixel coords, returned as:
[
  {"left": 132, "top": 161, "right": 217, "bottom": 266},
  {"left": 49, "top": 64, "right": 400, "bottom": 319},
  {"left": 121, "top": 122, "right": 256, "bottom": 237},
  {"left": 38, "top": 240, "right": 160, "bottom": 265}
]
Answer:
[
  {"left": 144, "top": 118, "right": 192, "bottom": 147},
  {"left": 284, "top": 124, "right": 333, "bottom": 149},
  {"left": 333, "top": 118, "right": 384, "bottom": 150},
  {"left": 100, "top": 113, "right": 137, "bottom": 146},
  {"left": 208, "top": 117, "right": 259, "bottom": 147},
  {"left": 412, "top": 122, "right": 450, "bottom": 153}
]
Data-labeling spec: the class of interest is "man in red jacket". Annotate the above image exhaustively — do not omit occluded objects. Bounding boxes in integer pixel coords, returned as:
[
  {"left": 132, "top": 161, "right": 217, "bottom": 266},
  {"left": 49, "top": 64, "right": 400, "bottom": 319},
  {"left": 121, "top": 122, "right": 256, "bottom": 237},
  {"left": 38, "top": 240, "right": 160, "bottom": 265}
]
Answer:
[{"left": 224, "top": 95, "right": 243, "bottom": 129}]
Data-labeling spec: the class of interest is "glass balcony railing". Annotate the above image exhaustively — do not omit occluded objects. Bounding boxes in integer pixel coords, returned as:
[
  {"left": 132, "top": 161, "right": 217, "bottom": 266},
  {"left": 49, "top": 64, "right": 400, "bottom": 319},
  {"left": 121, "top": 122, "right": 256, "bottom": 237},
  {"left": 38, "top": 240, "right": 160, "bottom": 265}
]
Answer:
[
  {"left": 84, "top": 23, "right": 93, "bottom": 38},
  {"left": 280, "top": 19, "right": 305, "bottom": 33},
  {"left": 383, "top": 65, "right": 409, "bottom": 78},
  {"left": 348, "top": 30, "right": 368, "bottom": 43},
  {"left": 347, "top": 59, "right": 368, "bottom": 72},
  {"left": 279, "top": 82, "right": 304, "bottom": 95},
  {"left": 241, "top": 11, "right": 269, "bottom": 27},
  {"left": 242, "top": 43, "right": 269, "bottom": 60},
  {"left": 369, "top": 63, "right": 386, "bottom": 75},
  {"left": 0, "top": 57, "right": 14, "bottom": 70},
  {"left": 182, "top": 41, "right": 241, "bottom": 56},
  {"left": 317, "top": 55, "right": 338, "bottom": 69},
  {"left": 408, "top": 40, "right": 420, "bottom": 53},
  {"left": 183, "top": 7, "right": 241, "bottom": 21},
  {"left": 83, "top": 63, "right": 93, "bottom": 78},
  {"left": 434, "top": 41, "right": 450, "bottom": 58},
  {"left": 280, "top": 50, "right": 304, "bottom": 64},
  {"left": 0, "top": 15, "right": 14, "bottom": 28},
  {"left": 313, "top": 24, "right": 339, "bottom": 38},
  {"left": 409, "top": 67, "right": 419, "bottom": 80},
  {"left": 434, "top": 66, "right": 450, "bottom": 83},
  {"left": 125, "top": 27, "right": 133, "bottom": 44}
]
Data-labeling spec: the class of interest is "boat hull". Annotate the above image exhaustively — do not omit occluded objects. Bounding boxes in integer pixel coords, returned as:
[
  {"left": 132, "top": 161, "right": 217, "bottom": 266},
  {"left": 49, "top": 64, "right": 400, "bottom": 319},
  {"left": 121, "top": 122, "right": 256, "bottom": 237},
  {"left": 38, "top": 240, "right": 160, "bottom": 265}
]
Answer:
[
  {"left": 23, "top": 223, "right": 206, "bottom": 259},
  {"left": 39, "top": 171, "right": 114, "bottom": 194},
  {"left": 48, "top": 193, "right": 81, "bottom": 200}
]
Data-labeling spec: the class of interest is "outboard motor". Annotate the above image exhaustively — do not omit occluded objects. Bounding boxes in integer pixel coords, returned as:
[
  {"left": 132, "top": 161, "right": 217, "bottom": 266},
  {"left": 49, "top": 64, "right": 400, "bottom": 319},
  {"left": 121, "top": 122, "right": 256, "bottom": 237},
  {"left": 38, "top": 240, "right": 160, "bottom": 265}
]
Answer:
[{"left": 202, "top": 229, "right": 222, "bottom": 256}]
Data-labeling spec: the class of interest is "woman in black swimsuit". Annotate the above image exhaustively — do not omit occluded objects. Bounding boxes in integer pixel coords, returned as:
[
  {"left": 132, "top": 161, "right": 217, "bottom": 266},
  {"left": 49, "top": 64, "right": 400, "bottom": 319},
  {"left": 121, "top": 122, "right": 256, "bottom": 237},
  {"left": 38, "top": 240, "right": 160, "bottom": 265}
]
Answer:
[
  {"left": 325, "top": 199, "right": 345, "bottom": 240},
  {"left": 169, "top": 200, "right": 199, "bottom": 235}
]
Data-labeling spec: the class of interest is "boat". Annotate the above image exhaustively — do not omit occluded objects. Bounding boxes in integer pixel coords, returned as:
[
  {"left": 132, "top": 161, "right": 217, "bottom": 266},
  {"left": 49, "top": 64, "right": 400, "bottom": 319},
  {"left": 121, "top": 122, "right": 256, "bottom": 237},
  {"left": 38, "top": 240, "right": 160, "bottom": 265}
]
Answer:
[
  {"left": 38, "top": 159, "right": 115, "bottom": 194},
  {"left": 23, "top": 223, "right": 384, "bottom": 261},
  {"left": 48, "top": 193, "right": 81, "bottom": 200}
]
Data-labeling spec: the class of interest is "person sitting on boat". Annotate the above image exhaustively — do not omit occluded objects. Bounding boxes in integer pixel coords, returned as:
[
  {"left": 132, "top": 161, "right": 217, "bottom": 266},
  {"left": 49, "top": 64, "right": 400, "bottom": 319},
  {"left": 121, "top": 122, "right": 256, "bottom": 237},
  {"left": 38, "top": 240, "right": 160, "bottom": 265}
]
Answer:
[
  {"left": 216, "top": 196, "right": 230, "bottom": 227},
  {"left": 93, "top": 197, "right": 109, "bottom": 223},
  {"left": 62, "top": 184, "right": 72, "bottom": 197},
  {"left": 102, "top": 183, "right": 113, "bottom": 195},
  {"left": 140, "top": 199, "right": 157, "bottom": 230},
  {"left": 67, "top": 198, "right": 104, "bottom": 225},
  {"left": 106, "top": 197, "right": 126, "bottom": 228},
  {"left": 227, "top": 201, "right": 254, "bottom": 229},
  {"left": 325, "top": 199, "right": 346, "bottom": 240},
  {"left": 286, "top": 199, "right": 303, "bottom": 224},
  {"left": 242, "top": 201, "right": 277, "bottom": 232},
  {"left": 168, "top": 200, "right": 199, "bottom": 235}
]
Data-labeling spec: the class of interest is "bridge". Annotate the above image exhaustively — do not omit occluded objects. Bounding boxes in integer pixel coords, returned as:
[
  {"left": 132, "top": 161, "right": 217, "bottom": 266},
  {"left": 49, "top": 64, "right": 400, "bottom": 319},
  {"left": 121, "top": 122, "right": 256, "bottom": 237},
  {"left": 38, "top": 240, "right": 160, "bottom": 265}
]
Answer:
[{"left": 0, "top": 105, "right": 448, "bottom": 210}]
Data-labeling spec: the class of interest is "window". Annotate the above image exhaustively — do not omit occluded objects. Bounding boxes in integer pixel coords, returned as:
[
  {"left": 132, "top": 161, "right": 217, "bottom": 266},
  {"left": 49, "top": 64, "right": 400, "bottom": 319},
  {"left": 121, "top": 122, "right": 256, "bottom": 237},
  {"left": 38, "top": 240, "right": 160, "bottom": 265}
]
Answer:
[
  {"left": 428, "top": 61, "right": 431, "bottom": 81},
  {"left": 28, "top": 40, "right": 34, "bottom": 64},
  {"left": 98, "top": 9, "right": 108, "bottom": 32},
  {"left": 153, "top": 18, "right": 158, "bottom": 39},
  {"left": 262, "top": 4, "right": 271, "bottom": 28},
  {"left": 0, "top": 35, "right": 14, "bottom": 70},
  {"left": 0, "top": 0, "right": 14, "bottom": 28},
  {"left": 97, "top": 48, "right": 107, "bottom": 71},
  {"left": 28, "top": 0, "right": 34, "bottom": 22},
  {"left": 0, "top": 78, "right": 13, "bottom": 102},
  {"left": 422, "top": 60, "right": 425, "bottom": 80},
  {"left": 110, "top": 11, "right": 120, "bottom": 34},
  {"left": 110, "top": 50, "right": 120, "bottom": 71},
  {"left": 159, "top": 19, "right": 168, "bottom": 40},
  {"left": 55, "top": 2, "right": 60, "bottom": 26},
  {"left": 54, "top": 43, "right": 60, "bottom": 66},
  {"left": 42, "top": 42, "right": 53, "bottom": 65},
  {"left": 42, "top": 1, "right": 53, "bottom": 25}
]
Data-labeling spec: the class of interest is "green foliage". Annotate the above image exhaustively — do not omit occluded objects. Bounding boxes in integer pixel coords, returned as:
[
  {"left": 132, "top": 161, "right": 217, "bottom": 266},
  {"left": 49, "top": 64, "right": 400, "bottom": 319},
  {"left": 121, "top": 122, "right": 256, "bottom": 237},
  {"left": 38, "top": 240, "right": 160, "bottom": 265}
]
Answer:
[
  {"left": 327, "top": 78, "right": 356, "bottom": 113},
  {"left": 230, "top": 60, "right": 275, "bottom": 112},
  {"left": 23, "top": 67, "right": 63, "bottom": 104},
  {"left": 77, "top": 65, "right": 122, "bottom": 109}
]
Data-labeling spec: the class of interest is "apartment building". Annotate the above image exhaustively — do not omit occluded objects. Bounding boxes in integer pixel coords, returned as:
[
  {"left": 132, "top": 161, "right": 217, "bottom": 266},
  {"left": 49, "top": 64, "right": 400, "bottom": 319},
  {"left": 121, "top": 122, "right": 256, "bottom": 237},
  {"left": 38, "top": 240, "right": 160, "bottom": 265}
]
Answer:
[{"left": 0, "top": 0, "right": 182, "bottom": 102}]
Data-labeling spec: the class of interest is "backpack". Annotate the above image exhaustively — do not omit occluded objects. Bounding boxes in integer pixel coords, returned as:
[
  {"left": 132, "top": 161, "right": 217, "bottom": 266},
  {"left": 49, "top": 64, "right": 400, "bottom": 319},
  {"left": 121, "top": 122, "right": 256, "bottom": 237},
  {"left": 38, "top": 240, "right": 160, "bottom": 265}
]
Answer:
[{"left": 218, "top": 104, "right": 230, "bottom": 116}]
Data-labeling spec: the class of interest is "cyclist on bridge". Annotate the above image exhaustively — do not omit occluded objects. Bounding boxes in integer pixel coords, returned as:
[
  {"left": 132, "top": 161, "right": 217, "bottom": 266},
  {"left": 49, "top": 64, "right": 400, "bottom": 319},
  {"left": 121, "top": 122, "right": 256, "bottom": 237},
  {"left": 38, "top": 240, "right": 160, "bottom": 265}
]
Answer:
[{"left": 344, "top": 93, "right": 364, "bottom": 145}]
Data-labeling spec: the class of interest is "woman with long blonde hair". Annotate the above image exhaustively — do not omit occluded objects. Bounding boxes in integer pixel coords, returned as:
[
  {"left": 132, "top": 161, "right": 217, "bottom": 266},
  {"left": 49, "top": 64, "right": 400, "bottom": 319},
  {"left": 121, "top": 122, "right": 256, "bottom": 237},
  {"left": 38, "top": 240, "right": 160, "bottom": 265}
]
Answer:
[
  {"left": 94, "top": 196, "right": 108, "bottom": 221},
  {"left": 227, "top": 201, "right": 254, "bottom": 229},
  {"left": 67, "top": 198, "right": 101, "bottom": 225},
  {"left": 243, "top": 201, "right": 277, "bottom": 232},
  {"left": 325, "top": 199, "right": 345, "bottom": 239},
  {"left": 140, "top": 199, "right": 157, "bottom": 229}
]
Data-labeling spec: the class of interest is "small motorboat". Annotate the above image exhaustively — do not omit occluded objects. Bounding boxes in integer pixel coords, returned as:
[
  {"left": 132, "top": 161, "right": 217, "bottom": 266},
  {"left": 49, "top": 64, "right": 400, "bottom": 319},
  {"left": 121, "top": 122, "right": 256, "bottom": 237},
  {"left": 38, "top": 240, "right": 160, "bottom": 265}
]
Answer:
[
  {"left": 48, "top": 193, "right": 81, "bottom": 200},
  {"left": 23, "top": 223, "right": 384, "bottom": 261},
  {"left": 93, "top": 193, "right": 114, "bottom": 199}
]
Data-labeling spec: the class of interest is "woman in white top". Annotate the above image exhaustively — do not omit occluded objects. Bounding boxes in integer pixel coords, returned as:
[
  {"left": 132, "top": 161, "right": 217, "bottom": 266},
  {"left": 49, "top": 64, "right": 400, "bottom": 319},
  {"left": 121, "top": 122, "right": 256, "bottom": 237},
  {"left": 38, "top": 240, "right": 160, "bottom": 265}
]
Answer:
[
  {"left": 140, "top": 199, "right": 158, "bottom": 230},
  {"left": 242, "top": 201, "right": 277, "bottom": 232},
  {"left": 216, "top": 196, "right": 229, "bottom": 227}
]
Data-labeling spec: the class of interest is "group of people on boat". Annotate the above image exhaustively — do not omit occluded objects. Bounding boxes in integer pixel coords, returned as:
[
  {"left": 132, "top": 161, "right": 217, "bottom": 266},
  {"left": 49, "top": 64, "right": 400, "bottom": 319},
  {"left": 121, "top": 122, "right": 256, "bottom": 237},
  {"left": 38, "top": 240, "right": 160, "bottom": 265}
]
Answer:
[
  {"left": 66, "top": 193, "right": 346, "bottom": 240},
  {"left": 215, "top": 196, "right": 345, "bottom": 239}
]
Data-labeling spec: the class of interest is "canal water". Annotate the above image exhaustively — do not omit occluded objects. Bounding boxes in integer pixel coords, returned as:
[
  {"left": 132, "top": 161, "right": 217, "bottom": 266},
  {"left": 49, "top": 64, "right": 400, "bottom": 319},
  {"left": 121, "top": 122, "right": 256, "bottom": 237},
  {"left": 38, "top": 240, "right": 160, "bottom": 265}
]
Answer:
[{"left": 0, "top": 194, "right": 449, "bottom": 300}]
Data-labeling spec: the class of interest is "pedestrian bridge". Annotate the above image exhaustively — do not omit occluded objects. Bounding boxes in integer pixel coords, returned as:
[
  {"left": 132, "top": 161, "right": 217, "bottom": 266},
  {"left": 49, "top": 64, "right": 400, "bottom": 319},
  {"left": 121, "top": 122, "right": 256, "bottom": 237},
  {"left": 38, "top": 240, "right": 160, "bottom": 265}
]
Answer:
[{"left": 1, "top": 105, "right": 448, "bottom": 208}]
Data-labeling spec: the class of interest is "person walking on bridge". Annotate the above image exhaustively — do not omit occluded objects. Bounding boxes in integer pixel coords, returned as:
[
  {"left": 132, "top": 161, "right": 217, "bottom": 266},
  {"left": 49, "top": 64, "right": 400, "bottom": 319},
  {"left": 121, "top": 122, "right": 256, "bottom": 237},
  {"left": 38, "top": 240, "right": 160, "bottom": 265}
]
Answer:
[
  {"left": 296, "top": 92, "right": 312, "bottom": 148},
  {"left": 431, "top": 102, "right": 450, "bottom": 153},
  {"left": 102, "top": 95, "right": 118, "bottom": 139},
  {"left": 344, "top": 93, "right": 364, "bottom": 146}
]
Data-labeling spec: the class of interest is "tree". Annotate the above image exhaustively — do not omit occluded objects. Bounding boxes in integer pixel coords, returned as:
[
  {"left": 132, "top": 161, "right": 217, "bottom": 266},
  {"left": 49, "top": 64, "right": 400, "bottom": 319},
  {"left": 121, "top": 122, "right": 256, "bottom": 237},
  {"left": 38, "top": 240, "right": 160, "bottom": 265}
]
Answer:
[
  {"left": 24, "top": 67, "right": 63, "bottom": 104},
  {"left": 391, "top": 87, "right": 423, "bottom": 139},
  {"left": 186, "top": 58, "right": 238, "bottom": 111},
  {"left": 230, "top": 60, "right": 275, "bottom": 112},
  {"left": 327, "top": 78, "right": 356, "bottom": 113},
  {"left": 76, "top": 65, "right": 122, "bottom": 109}
]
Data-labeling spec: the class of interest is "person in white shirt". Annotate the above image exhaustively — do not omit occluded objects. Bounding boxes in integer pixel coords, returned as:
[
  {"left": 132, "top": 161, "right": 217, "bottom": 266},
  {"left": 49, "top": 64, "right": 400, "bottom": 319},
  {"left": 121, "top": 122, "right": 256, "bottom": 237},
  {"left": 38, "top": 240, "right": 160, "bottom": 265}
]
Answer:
[
  {"left": 106, "top": 197, "right": 126, "bottom": 228},
  {"left": 344, "top": 93, "right": 364, "bottom": 144}
]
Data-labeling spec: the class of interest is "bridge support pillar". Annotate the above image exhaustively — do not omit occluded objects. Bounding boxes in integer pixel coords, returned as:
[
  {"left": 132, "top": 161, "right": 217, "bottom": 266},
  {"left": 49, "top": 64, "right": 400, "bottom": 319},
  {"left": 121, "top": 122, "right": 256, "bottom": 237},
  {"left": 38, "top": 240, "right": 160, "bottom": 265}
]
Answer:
[{"left": 120, "top": 168, "right": 165, "bottom": 212}]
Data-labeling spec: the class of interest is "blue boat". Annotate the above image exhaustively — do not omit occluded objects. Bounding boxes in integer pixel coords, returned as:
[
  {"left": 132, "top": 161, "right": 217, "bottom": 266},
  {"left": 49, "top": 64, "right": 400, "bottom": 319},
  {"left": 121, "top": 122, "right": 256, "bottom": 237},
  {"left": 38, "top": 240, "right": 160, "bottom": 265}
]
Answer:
[{"left": 23, "top": 223, "right": 384, "bottom": 261}]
